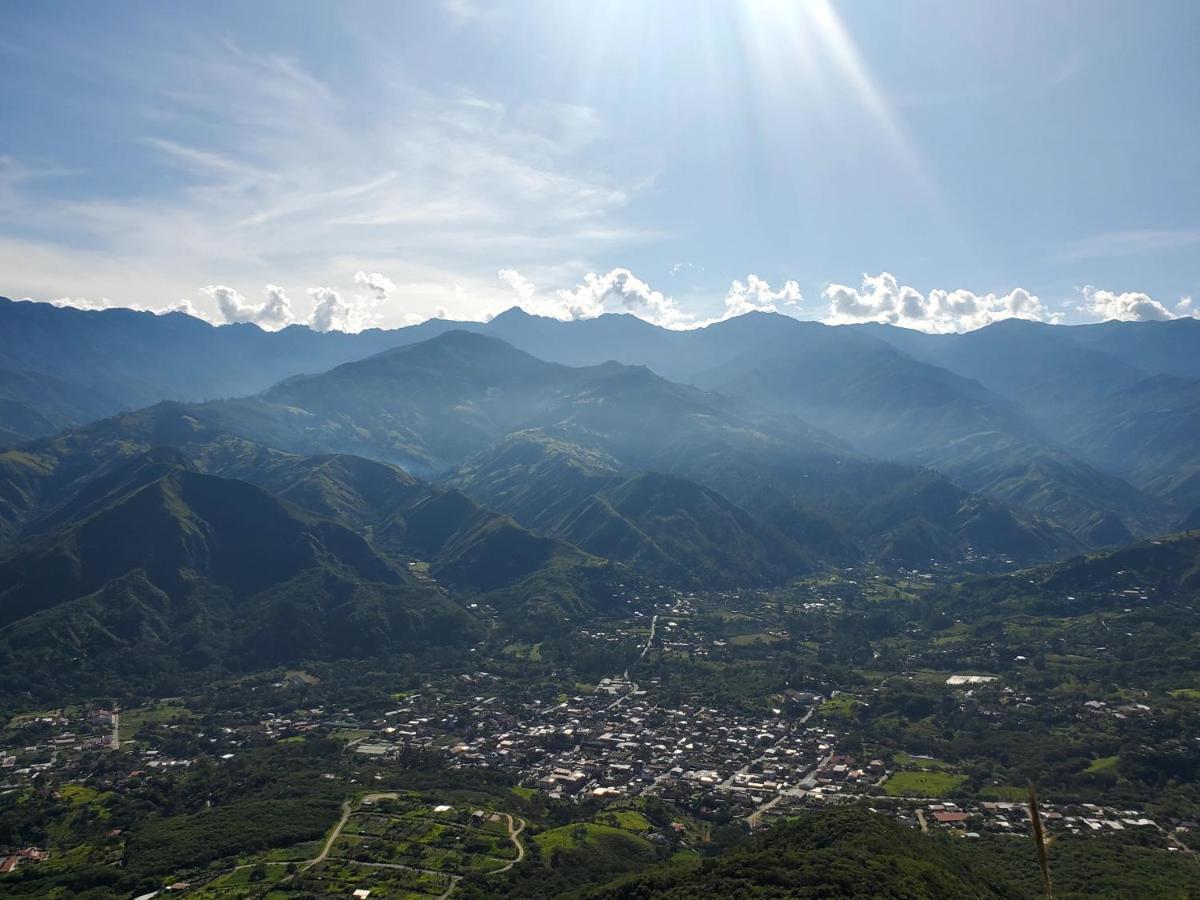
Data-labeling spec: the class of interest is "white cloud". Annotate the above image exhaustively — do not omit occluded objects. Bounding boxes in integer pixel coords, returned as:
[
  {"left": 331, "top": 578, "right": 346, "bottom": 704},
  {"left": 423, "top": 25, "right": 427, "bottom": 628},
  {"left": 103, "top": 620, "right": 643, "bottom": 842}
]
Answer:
[
  {"left": 46, "top": 296, "right": 112, "bottom": 312},
  {"left": 822, "top": 272, "right": 1050, "bottom": 333},
  {"left": 307, "top": 287, "right": 349, "bottom": 333},
  {"left": 498, "top": 268, "right": 537, "bottom": 305},
  {"left": 164, "top": 298, "right": 208, "bottom": 320},
  {"left": 720, "top": 274, "right": 803, "bottom": 319},
  {"left": 306, "top": 278, "right": 391, "bottom": 333},
  {"left": 1078, "top": 285, "right": 1176, "bottom": 322},
  {"left": 1061, "top": 228, "right": 1200, "bottom": 260},
  {"left": 497, "top": 267, "right": 690, "bottom": 328},
  {"left": 353, "top": 271, "right": 396, "bottom": 302},
  {"left": 202, "top": 284, "right": 296, "bottom": 330},
  {"left": 0, "top": 41, "right": 649, "bottom": 325},
  {"left": 19, "top": 294, "right": 211, "bottom": 321}
]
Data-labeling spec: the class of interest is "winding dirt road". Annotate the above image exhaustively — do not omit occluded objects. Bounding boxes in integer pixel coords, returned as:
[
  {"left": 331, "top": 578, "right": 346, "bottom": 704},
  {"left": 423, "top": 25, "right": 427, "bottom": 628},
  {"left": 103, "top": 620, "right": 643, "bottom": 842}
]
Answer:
[
  {"left": 489, "top": 813, "right": 527, "bottom": 874},
  {"left": 302, "top": 798, "right": 354, "bottom": 871}
]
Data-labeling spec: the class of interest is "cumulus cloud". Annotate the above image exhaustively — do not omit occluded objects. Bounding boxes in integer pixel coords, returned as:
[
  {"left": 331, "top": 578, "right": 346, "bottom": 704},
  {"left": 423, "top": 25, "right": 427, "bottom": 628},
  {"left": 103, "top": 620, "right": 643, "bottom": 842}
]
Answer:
[
  {"left": 498, "top": 267, "right": 689, "bottom": 328},
  {"left": 307, "top": 287, "right": 350, "bottom": 333},
  {"left": 164, "top": 298, "right": 209, "bottom": 320},
  {"left": 202, "top": 284, "right": 296, "bottom": 330},
  {"left": 720, "top": 274, "right": 803, "bottom": 319},
  {"left": 353, "top": 270, "right": 396, "bottom": 302},
  {"left": 822, "top": 272, "right": 1050, "bottom": 333},
  {"left": 1079, "top": 285, "right": 1176, "bottom": 322},
  {"left": 20, "top": 294, "right": 212, "bottom": 322},
  {"left": 498, "top": 268, "right": 537, "bottom": 306},
  {"left": 46, "top": 296, "right": 112, "bottom": 311},
  {"left": 560, "top": 268, "right": 685, "bottom": 325},
  {"left": 306, "top": 276, "right": 391, "bottom": 333}
]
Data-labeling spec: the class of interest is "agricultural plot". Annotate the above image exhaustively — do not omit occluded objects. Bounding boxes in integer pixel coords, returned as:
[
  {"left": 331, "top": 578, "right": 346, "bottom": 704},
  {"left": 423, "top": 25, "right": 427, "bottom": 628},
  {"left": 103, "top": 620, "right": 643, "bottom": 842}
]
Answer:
[
  {"left": 296, "top": 859, "right": 452, "bottom": 898},
  {"left": 331, "top": 799, "right": 519, "bottom": 877},
  {"left": 883, "top": 770, "right": 968, "bottom": 798}
]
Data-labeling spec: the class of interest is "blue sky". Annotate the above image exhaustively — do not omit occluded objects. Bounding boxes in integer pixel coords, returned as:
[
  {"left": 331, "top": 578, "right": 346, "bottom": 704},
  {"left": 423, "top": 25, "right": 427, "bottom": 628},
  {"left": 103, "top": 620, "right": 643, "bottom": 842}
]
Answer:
[{"left": 2, "top": 0, "right": 1198, "bottom": 331}]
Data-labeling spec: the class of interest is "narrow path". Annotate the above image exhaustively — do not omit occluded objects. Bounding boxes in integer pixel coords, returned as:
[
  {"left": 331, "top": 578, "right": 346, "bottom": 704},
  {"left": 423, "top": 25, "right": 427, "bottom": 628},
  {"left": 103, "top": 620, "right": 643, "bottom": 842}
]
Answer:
[
  {"left": 637, "top": 615, "right": 658, "bottom": 664},
  {"left": 212, "top": 793, "right": 523, "bottom": 898},
  {"left": 328, "top": 857, "right": 462, "bottom": 896},
  {"left": 302, "top": 799, "right": 353, "bottom": 871},
  {"left": 488, "top": 814, "right": 526, "bottom": 874},
  {"left": 109, "top": 711, "right": 120, "bottom": 750},
  {"left": 622, "top": 614, "right": 658, "bottom": 681},
  {"left": 915, "top": 808, "right": 929, "bottom": 834},
  {"left": 747, "top": 794, "right": 783, "bottom": 829},
  {"left": 1162, "top": 827, "right": 1195, "bottom": 856}
]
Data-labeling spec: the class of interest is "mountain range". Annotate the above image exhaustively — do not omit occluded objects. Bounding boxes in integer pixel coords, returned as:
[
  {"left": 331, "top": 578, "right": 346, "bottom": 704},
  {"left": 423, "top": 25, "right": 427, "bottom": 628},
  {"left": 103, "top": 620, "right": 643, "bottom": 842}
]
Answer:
[
  {"left": 2, "top": 296, "right": 1199, "bottom": 689},
  {"left": 4, "top": 295, "right": 1196, "bottom": 544}
]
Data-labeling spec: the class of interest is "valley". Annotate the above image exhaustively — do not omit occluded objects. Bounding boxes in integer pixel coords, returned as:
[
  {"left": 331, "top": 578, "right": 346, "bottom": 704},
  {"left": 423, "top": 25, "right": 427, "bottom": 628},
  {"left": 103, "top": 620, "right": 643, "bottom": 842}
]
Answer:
[
  {"left": 4, "top": 557, "right": 1200, "bottom": 898},
  {"left": 1, "top": 303, "right": 1200, "bottom": 898}
]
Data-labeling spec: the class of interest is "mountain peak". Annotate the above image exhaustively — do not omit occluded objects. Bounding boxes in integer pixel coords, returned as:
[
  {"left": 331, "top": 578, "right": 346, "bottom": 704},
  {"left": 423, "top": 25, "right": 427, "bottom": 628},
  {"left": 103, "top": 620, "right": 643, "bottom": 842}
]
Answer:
[{"left": 490, "top": 305, "right": 536, "bottom": 323}]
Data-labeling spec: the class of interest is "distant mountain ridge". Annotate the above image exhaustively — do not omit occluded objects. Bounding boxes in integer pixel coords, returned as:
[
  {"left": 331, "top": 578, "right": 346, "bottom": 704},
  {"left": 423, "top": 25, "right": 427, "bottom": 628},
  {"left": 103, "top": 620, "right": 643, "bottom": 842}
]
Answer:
[{"left": 2, "top": 295, "right": 1197, "bottom": 552}]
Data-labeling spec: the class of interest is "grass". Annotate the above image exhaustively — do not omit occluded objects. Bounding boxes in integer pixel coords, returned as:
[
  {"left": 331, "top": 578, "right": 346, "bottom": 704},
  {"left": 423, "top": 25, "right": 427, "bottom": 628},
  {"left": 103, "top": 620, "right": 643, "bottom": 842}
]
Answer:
[
  {"left": 118, "top": 704, "right": 192, "bottom": 742},
  {"left": 1168, "top": 688, "right": 1200, "bottom": 700},
  {"left": 501, "top": 641, "right": 544, "bottom": 661},
  {"left": 510, "top": 786, "right": 537, "bottom": 801},
  {"left": 1084, "top": 755, "right": 1119, "bottom": 774},
  {"left": 818, "top": 694, "right": 857, "bottom": 720},
  {"left": 59, "top": 784, "right": 101, "bottom": 805},
  {"left": 608, "top": 810, "right": 651, "bottom": 832},
  {"left": 535, "top": 822, "right": 654, "bottom": 857},
  {"left": 979, "top": 785, "right": 1030, "bottom": 802},
  {"left": 329, "top": 728, "right": 371, "bottom": 743},
  {"left": 730, "top": 632, "right": 786, "bottom": 646},
  {"left": 883, "top": 771, "right": 967, "bottom": 798},
  {"left": 893, "top": 752, "right": 955, "bottom": 771}
]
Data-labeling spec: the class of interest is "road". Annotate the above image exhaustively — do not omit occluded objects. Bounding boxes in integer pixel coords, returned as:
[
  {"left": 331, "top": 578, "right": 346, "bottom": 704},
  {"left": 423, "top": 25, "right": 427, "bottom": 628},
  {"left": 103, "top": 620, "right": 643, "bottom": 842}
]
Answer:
[
  {"left": 608, "top": 615, "right": 659, "bottom": 712},
  {"left": 623, "top": 614, "right": 658, "bottom": 680},
  {"left": 325, "top": 858, "right": 463, "bottom": 898},
  {"left": 302, "top": 798, "right": 354, "bottom": 871},
  {"left": 489, "top": 813, "right": 527, "bottom": 874},
  {"left": 747, "top": 793, "right": 783, "bottom": 829},
  {"left": 292, "top": 792, "right": 526, "bottom": 897},
  {"left": 109, "top": 711, "right": 120, "bottom": 750}
]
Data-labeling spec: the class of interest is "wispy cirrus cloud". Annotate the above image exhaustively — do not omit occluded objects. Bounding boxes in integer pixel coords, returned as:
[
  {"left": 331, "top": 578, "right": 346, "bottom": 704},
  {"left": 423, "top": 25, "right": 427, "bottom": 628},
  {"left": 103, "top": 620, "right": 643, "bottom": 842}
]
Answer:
[
  {"left": 0, "top": 36, "right": 650, "bottom": 325},
  {"left": 1059, "top": 227, "right": 1200, "bottom": 260}
]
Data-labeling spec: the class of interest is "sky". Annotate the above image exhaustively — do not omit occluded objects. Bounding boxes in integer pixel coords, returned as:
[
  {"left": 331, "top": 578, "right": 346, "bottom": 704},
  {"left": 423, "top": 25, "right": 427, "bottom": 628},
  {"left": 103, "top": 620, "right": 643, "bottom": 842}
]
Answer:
[{"left": 2, "top": 0, "right": 1199, "bottom": 333}]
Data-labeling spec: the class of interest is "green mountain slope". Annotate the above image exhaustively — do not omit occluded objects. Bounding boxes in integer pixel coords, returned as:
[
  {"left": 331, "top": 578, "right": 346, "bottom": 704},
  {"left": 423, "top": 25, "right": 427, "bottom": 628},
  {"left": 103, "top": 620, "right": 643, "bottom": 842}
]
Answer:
[
  {"left": 0, "top": 410, "right": 599, "bottom": 602},
  {"left": 0, "top": 450, "right": 481, "bottom": 700},
  {"left": 582, "top": 807, "right": 1022, "bottom": 899},
  {"left": 0, "top": 368, "right": 122, "bottom": 444},
  {"left": 451, "top": 434, "right": 821, "bottom": 585},
  {"left": 942, "top": 527, "right": 1200, "bottom": 625},
  {"left": 0, "top": 331, "right": 1075, "bottom": 571}
]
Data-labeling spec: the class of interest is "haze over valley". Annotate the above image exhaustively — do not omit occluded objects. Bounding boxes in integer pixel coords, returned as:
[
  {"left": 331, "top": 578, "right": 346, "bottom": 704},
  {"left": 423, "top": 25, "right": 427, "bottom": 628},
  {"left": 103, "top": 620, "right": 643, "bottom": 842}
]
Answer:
[{"left": 3, "top": 2, "right": 1200, "bottom": 897}]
